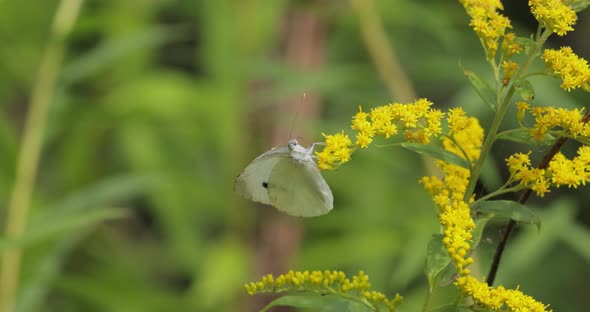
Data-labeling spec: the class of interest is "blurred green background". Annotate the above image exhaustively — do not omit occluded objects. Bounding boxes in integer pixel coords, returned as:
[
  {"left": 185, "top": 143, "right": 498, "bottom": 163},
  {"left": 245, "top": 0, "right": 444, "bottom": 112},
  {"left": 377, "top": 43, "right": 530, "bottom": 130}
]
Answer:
[{"left": 0, "top": 0, "right": 589, "bottom": 311}]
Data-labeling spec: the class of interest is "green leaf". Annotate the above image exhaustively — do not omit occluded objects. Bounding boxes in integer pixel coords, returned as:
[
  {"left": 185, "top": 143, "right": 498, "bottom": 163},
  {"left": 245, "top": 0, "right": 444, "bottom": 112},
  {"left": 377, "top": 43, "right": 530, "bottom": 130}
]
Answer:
[
  {"left": 401, "top": 143, "right": 470, "bottom": 169},
  {"left": 471, "top": 215, "right": 492, "bottom": 250},
  {"left": 430, "top": 304, "right": 472, "bottom": 312},
  {"left": 472, "top": 200, "right": 541, "bottom": 230},
  {"left": 496, "top": 128, "right": 556, "bottom": 146},
  {"left": 463, "top": 68, "right": 496, "bottom": 111},
  {"left": 0, "top": 208, "right": 128, "bottom": 252},
  {"left": 425, "top": 234, "right": 451, "bottom": 293},
  {"left": 566, "top": 0, "right": 590, "bottom": 12},
  {"left": 514, "top": 79, "right": 535, "bottom": 101},
  {"left": 514, "top": 36, "right": 536, "bottom": 55},
  {"left": 260, "top": 294, "right": 372, "bottom": 312}
]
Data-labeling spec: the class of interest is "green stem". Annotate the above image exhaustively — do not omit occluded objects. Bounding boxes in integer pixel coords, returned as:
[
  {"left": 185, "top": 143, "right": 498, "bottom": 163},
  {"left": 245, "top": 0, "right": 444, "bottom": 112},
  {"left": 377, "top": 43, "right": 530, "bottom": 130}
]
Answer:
[
  {"left": 472, "top": 184, "right": 524, "bottom": 205},
  {"left": 463, "top": 88, "right": 513, "bottom": 201},
  {"left": 422, "top": 287, "right": 434, "bottom": 312},
  {"left": 0, "top": 1, "right": 82, "bottom": 311},
  {"left": 463, "top": 29, "right": 552, "bottom": 202},
  {"left": 495, "top": 128, "right": 525, "bottom": 138},
  {"left": 440, "top": 133, "right": 472, "bottom": 168}
]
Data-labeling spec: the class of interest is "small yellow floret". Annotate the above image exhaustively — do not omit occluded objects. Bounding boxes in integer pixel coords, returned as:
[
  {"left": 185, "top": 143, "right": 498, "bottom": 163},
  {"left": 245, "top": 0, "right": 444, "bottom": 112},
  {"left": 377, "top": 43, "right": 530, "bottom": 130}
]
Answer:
[{"left": 529, "top": 0, "right": 577, "bottom": 36}]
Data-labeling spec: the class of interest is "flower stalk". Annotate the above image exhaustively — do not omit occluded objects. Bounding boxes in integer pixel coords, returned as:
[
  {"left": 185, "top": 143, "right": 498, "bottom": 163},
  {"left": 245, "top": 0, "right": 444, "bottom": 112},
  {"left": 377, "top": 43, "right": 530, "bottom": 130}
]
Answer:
[{"left": 0, "top": 0, "right": 83, "bottom": 310}]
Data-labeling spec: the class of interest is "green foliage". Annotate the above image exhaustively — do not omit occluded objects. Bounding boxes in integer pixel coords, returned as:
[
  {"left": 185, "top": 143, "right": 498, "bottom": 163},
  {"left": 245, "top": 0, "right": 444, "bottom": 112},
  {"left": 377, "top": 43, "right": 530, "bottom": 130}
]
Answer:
[
  {"left": 473, "top": 200, "right": 541, "bottom": 230},
  {"left": 261, "top": 294, "right": 371, "bottom": 312},
  {"left": 401, "top": 143, "right": 471, "bottom": 169},
  {"left": 0, "top": 0, "right": 588, "bottom": 311}
]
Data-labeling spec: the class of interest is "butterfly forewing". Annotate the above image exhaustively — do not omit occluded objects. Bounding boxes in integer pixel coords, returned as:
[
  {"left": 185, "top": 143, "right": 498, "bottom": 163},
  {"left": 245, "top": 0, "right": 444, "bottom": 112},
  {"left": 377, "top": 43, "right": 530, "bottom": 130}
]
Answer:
[{"left": 234, "top": 147, "right": 290, "bottom": 205}]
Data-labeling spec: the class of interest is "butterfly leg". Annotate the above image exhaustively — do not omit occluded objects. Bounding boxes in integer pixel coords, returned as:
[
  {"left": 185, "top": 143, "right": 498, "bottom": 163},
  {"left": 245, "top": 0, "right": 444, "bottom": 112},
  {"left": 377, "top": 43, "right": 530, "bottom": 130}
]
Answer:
[{"left": 307, "top": 142, "right": 326, "bottom": 154}]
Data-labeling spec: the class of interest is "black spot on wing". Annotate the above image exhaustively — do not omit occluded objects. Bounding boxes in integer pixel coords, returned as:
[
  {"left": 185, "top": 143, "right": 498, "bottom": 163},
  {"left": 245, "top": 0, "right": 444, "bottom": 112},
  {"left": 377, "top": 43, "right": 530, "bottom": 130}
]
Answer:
[{"left": 262, "top": 182, "right": 269, "bottom": 189}]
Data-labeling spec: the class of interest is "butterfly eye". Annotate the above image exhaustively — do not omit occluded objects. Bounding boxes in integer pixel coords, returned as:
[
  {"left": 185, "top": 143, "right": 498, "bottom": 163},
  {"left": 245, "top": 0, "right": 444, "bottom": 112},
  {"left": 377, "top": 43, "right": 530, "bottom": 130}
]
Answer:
[{"left": 287, "top": 140, "right": 297, "bottom": 150}]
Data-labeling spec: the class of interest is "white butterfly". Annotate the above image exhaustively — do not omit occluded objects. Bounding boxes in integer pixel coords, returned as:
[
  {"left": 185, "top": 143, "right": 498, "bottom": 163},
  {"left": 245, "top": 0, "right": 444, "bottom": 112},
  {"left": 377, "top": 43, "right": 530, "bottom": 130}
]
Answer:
[{"left": 234, "top": 139, "right": 333, "bottom": 217}]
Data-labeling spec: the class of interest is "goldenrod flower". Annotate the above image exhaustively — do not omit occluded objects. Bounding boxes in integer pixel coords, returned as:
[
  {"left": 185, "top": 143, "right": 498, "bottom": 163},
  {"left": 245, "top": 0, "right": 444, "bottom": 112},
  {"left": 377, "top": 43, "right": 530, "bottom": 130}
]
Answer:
[
  {"left": 440, "top": 200, "right": 475, "bottom": 275},
  {"left": 445, "top": 108, "right": 484, "bottom": 163},
  {"left": 516, "top": 101, "right": 529, "bottom": 124},
  {"left": 506, "top": 152, "right": 531, "bottom": 174},
  {"left": 505, "top": 145, "right": 590, "bottom": 196},
  {"left": 529, "top": 0, "right": 577, "bottom": 36},
  {"left": 456, "top": 276, "right": 551, "bottom": 311},
  {"left": 420, "top": 108, "right": 483, "bottom": 279},
  {"left": 459, "top": 0, "right": 511, "bottom": 58},
  {"left": 531, "top": 177, "right": 551, "bottom": 197},
  {"left": 502, "top": 60, "right": 519, "bottom": 81},
  {"left": 514, "top": 104, "right": 590, "bottom": 143},
  {"left": 501, "top": 32, "right": 522, "bottom": 56},
  {"left": 244, "top": 270, "right": 403, "bottom": 312},
  {"left": 316, "top": 131, "right": 353, "bottom": 170},
  {"left": 548, "top": 148, "right": 590, "bottom": 188},
  {"left": 542, "top": 47, "right": 590, "bottom": 91},
  {"left": 319, "top": 99, "right": 444, "bottom": 170}
]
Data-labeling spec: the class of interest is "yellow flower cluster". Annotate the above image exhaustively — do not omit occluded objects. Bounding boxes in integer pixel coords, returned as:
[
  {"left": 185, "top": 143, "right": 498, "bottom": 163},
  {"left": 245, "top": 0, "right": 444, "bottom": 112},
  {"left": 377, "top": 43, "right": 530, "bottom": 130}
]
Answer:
[
  {"left": 506, "top": 152, "right": 551, "bottom": 196},
  {"left": 501, "top": 33, "right": 522, "bottom": 57},
  {"left": 542, "top": 47, "right": 590, "bottom": 91},
  {"left": 441, "top": 200, "right": 476, "bottom": 275},
  {"left": 456, "top": 276, "right": 551, "bottom": 311},
  {"left": 459, "top": 0, "right": 512, "bottom": 58},
  {"left": 421, "top": 108, "right": 482, "bottom": 275},
  {"left": 549, "top": 148, "right": 590, "bottom": 187},
  {"left": 317, "top": 99, "right": 444, "bottom": 170},
  {"left": 352, "top": 99, "right": 443, "bottom": 147},
  {"left": 316, "top": 131, "right": 354, "bottom": 170},
  {"left": 507, "top": 146, "right": 590, "bottom": 196},
  {"left": 445, "top": 108, "right": 484, "bottom": 163},
  {"left": 529, "top": 0, "right": 577, "bottom": 36},
  {"left": 244, "top": 270, "right": 403, "bottom": 312},
  {"left": 422, "top": 109, "right": 483, "bottom": 203},
  {"left": 520, "top": 104, "right": 590, "bottom": 141},
  {"left": 502, "top": 60, "right": 519, "bottom": 82}
]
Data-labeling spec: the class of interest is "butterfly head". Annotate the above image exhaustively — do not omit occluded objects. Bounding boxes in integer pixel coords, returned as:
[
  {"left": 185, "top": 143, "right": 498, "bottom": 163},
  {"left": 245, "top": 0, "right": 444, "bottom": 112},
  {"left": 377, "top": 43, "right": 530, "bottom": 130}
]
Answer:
[{"left": 287, "top": 139, "right": 299, "bottom": 151}]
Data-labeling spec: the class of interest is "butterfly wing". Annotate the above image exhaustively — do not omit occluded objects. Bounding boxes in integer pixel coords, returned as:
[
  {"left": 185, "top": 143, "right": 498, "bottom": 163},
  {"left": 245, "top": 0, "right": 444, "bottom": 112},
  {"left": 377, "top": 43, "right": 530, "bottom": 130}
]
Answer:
[
  {"left": 234, "top": 147, "right": 290, "bottom": 205},
  {"left": 267, "top": 158, "right": 333, "bottom": 217}
]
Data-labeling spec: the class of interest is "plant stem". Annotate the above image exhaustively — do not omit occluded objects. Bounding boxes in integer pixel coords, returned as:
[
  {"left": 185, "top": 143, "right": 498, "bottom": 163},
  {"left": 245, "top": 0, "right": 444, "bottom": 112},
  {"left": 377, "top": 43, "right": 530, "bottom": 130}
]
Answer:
[
  {"left": 0, "top": 1, "right": 82, "bottom": 311},
  {"left": 463, "top": 87, "right": 514, "bottom": 202},
  {"left": 472, "top": 184, "right": 523, "bottom": 205},
  {"left": 463, "top": 29, "right": 552, "bottom": 202},
  {"left": 487, "top": 110, "right": 590, "bottom": 285},
  {"left": 350, "top": 0, "right": 416, "bottom": 103}
]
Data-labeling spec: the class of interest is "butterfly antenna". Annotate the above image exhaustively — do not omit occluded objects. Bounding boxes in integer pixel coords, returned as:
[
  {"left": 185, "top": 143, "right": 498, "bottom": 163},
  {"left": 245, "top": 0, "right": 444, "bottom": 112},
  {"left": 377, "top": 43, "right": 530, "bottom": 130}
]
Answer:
[{"left": 288, "top": 93, "right": 306, "bottom": 140}]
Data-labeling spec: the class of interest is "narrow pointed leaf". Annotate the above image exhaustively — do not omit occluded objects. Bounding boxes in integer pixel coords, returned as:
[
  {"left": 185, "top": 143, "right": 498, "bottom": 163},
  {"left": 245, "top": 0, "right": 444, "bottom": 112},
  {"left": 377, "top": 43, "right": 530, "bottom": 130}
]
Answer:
[
  {"left": 425, "top": 234, "right": 451, "bottom": 293},
  {"left": 472, "top": 200, "right": 541, "bottom": 230},
  {"left": 471, "top": 215, "right": 493, "bottom": 250},
  {"left": 261, "top": 294, "right": 371, "bottom": 312},
  {"left": 497, "top": 129, "right": 556, "bottom": 146},
  {"left": 463, "top": 69, "right": 496, "bottom": 111},
  {"left": 401, "top": 143, "right": 470, "bottom": 169}
]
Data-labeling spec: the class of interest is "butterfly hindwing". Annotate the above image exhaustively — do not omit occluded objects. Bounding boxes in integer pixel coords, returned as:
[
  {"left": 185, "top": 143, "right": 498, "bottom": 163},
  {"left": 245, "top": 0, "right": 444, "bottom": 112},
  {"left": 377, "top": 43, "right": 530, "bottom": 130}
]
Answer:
[{"left": 267, "top": 157, "right": 333, "bottom": 217}]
